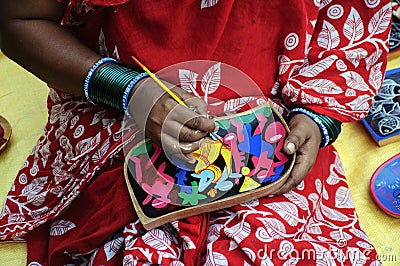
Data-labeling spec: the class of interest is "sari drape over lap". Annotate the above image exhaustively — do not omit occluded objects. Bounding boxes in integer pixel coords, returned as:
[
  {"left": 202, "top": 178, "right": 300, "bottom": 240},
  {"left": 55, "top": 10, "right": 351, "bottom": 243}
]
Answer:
[{"left": 0, "top": 0, "right": 391, "bottom": 265}]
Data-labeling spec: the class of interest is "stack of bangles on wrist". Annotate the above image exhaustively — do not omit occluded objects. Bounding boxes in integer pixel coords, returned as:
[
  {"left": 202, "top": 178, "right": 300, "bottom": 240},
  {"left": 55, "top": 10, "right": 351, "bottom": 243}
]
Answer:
[
  {"left": 288, "top": 107, "right": 342, "bottom": 148},
  {"left": 84, "top": 57, "right": 149, "bottom": 114}
]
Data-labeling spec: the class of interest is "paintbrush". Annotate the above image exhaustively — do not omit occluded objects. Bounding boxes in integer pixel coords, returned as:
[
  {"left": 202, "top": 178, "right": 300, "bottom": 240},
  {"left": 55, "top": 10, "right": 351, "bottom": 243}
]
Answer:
[{"left": 131, "top": 56, "right": 228, "bottom": 148}]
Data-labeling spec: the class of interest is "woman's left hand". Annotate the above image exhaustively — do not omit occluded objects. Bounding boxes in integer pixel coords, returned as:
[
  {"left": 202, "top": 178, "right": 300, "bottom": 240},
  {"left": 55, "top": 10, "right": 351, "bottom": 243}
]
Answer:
[{"left": 270, "top": 113, "right": 322, "bottom": 195}]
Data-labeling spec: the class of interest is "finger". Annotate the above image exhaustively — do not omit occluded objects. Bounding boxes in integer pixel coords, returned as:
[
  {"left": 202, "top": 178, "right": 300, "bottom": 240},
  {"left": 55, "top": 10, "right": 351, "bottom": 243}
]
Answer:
[
  {"left": 160, "top": 133, "right": 197, "bottom": 164},
  {"left": 284, "top": 115, "right": 308, "bottom": 154},
  {"left": 184, "top": 96, "right": 208, "bottom": 117},
  {"left": 179, "top": 139, "right": 206, "bottom": 154},
  {"left": 162, "top": 120, "right": 208, "bottom": 142},
  {"left": 171, "top": 104, "right": 218, "bottom": 132},
  {"left": 284, "top": 129, "right": 305, "bottom": 155}
]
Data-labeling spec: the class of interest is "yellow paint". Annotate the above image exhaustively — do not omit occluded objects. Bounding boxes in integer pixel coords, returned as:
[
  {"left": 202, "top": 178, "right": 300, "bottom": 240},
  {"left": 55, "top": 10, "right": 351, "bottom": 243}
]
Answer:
[
  {"left": 220, "top": 146, "right": 232, "bottom": 175},
  {"left": 241, "top": 166, "right": 251, "bottom": 176},
  {"left": 239, "top": 177, "right": 261, "bottom": 193},
  {"left": 193, "top": 138, "right": 232, "bottom": 176}
]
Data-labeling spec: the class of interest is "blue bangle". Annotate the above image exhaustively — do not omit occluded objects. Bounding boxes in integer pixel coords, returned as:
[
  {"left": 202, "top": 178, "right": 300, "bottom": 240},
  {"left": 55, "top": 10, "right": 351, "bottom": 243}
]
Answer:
[
  {"left": 289, "top": 107, "right": 330, "bottom": 147},
  {"left": 84, "top": 57, "right": 117, "bottom": 104},
  {"left": 122, "top": 72, "right": 149, "bottom": 116}
]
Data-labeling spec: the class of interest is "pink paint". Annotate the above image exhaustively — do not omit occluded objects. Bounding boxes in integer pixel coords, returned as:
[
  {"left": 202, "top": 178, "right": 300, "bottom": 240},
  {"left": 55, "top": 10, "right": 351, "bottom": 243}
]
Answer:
[
  {"left": 264, "top": 121, "right": 286, "bottom": 143},
  {"left": 230, "top": 118, "right": 245, "bottom": 142},
  {"left": 224, "top": 133, "right": 245, "bottom": 172}
]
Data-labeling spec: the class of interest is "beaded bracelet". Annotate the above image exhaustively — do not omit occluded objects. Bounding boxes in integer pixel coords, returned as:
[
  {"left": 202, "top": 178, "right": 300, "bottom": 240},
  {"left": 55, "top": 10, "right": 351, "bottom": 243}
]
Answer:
[
  {"left": 84, "top": 57, "right": 149, "bottom": 114},
  {"left": 84, "top": 57, "right": 117, "bottom": 105},
  {"left": 288, "top": 107, "right": 342, "bottom": 148},
  {"left": 122, "top": 72, "right": 150, "bottom": 115}
]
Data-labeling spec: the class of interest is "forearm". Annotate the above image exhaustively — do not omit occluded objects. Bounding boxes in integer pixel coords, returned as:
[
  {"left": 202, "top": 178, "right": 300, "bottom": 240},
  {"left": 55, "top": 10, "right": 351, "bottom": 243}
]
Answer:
[{"left": 0, "top": 1, "right": 100, "bottom": 97}]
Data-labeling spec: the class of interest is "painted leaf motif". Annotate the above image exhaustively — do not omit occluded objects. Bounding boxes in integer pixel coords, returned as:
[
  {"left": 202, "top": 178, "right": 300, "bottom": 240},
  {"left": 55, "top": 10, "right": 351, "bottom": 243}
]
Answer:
[
  {"left": 326, "top": 167, "right": 341, "bottom": 185},
  {"left": 224, "top": 97, "right": 256, "bottom": 113},
  {"left": 318, "top": 20, "right": 340, "bottom": 50},
  {"left": 303, "top": 79, "right": 343, "bottom": 94},
  {"left": 258, "top": 217, "right": 286, "bottom": 238},
  {"left": 301, "top": 91, "right": 323, "bottom": 105},
  {"left": 344, "top": 48, "right": 368, "bottom": 68},
  {"left": 369, "top": 62, "right": 383, "bottom": 91},
  {"left": 333, "top": 151, "right": 345, "bottom": 175},
  {"left": 340, "top": 71, "right": 370, "bottom": 91},
  {"left": 201, "top": 62, "right": 221, "bottom": 101},
  {"left": 92, "top": 139, "right": 110, "bottom": 163},
  {"left": 279, "top": 55, "right": 291, "bottom": 75},
  {"left": 50, "top": 220, "right": 76, "bottom": 236},
  {"left": 335, "top": 186, "right": 353, "bottom": 208},
  {"left": 299, "top": 55, "right": 338, "bottom": 77},
  {"left": 321, "top": 204, "right": 349, "bottom": 221},
  {"left": 104, "top": 237, "right": 124, "bottom": 261},
  {"left": 283, "top": 191, "right": 309, "bottom": 211},
  {"left": 28, "top": 192, "right": 47, "bottom": 207},
  {"left": 142, "top": 229, "right": 172, "bottom": 251},
  {"left": 357, "top": 241, "right": 373, "bottom": 250},
  {"left": 201, "top": 0, "right": 219, "bottom": 9},
  {"left": 368, "top": 3, "right": 391, "bottom": 35},
  {"left": 347, "top": 94, "right": 372, "bottom": 111},
  {"left": 343, "top": 7, "right": 364, "bottom": 42},
  {"left": 224, "top": 222, "right": 251, "bottom": 244},
  {"left": 365, "top": 49, "right": 382, "bottom": 71},
  {"left": 324, "top": 96, "right": 345, "bottom": 109},
  {"left": 22, "top": 176, "right": 48, "bottom": 197},
  {"left": 179, "top": 69, "right": 200, "bottom": 97},
  {"left": 204, "top": 252, "right": 228, "bottom": 266},
  {"left": 266, "top": 202, "right": 299, "bottom": 226}
]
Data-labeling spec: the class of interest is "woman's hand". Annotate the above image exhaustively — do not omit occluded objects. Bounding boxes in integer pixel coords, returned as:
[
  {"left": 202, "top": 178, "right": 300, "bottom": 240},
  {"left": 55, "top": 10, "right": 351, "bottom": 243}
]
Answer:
[
  {"left": 128, "top": 77, "right": 217, "bottom": 165},
  {"left": 271, "top": 113, "right": 322, "bottom": 195}
]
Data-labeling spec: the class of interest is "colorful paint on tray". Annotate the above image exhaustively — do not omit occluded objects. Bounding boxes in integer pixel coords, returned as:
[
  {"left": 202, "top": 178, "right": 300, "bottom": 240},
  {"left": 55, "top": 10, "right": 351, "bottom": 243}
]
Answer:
[
  {"left": 127, "top": 105, "right": 289, "bottom": 209},
  {"left": 370, "top": 153, "right": 400, "bottom": 218}
]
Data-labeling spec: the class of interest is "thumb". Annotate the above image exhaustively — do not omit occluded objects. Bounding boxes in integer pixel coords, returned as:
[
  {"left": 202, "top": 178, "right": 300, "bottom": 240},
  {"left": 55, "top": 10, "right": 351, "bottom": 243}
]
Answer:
[{"left": 284, "top": 116, "right": 308, "bottom": 155}]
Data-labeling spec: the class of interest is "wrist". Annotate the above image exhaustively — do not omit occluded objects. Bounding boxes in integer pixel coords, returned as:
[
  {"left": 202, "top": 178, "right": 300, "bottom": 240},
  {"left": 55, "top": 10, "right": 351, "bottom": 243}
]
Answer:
[
  {"left": 83, "top": 57, "right": 149, "bottom": 114},
  {"left": 288, "top": 107, "right": 342, "bottom": 148}
]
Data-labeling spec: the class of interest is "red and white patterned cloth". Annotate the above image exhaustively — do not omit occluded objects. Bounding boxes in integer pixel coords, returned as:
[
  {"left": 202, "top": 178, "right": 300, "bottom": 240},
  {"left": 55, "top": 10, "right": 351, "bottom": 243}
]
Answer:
[{"left": 0, "top": 0, "right": 391, "bottom": 265}]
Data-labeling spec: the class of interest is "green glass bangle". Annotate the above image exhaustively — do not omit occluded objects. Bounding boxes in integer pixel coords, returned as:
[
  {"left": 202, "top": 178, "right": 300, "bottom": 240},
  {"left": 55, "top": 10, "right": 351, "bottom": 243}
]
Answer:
[{"left": 89, "top": 62, "right": 140, "bottom": 111}]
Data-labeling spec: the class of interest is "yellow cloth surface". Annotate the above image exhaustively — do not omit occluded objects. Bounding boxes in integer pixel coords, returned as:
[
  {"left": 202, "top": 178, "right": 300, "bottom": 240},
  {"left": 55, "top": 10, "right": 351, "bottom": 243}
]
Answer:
[{"left": 0, "top": 51, "right": 400, "bottom": 265}]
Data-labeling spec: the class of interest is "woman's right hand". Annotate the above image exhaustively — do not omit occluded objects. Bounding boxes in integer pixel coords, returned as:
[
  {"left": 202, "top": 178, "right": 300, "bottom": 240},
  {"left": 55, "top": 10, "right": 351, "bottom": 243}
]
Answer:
[{"left": 128, "top": 77, "right": 218, "bottom": 165}]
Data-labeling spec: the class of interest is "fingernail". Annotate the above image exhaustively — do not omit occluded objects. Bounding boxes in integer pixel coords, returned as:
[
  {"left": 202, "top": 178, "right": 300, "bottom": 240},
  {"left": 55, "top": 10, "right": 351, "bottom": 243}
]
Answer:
[
  {"left": 199, "top": 139, "right": 206, "bottom": 148},
  {"left": 286, "top": 142, "right": 295, "bottom": 154}
]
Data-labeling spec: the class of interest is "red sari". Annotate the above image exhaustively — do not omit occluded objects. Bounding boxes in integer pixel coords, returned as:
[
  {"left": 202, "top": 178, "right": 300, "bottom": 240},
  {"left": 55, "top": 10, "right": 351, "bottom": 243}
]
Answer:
[{"left": 0, "top": 0, "right": 391, "bottom": 265}]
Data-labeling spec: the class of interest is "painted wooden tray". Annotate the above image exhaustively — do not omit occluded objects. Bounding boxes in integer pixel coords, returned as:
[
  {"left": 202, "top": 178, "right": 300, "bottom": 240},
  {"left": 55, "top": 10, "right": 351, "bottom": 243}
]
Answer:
[
  {"left": 0, "top": 115, "right": 12, "bottom": 154},
  {"left": 362, "top": 67, "right": 400, "bottom": 146},
  {"left": 124, "top": 103, "right": 295, "bottom": 230},
  {"left": 370, "top": 153, "right": 400, "bottom": 218}
]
